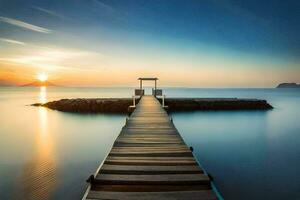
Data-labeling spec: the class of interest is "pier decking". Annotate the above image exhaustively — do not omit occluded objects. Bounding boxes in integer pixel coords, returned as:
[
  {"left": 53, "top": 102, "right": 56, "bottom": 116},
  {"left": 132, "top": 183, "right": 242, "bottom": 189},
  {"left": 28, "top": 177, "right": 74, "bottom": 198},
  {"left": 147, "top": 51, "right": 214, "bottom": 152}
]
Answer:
[{"left": 83, "top": 95, "right": 218, "bottom": 200}]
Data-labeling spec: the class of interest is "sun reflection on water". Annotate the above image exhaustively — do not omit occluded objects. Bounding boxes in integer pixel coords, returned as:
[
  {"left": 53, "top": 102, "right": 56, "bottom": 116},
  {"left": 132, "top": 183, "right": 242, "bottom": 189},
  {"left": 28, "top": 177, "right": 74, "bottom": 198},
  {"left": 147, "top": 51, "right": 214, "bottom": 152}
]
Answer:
[
  {"left": 39, "top": 86, "right": 47, "bottom": 104},
  {"left": 15, "top": 107, "right": 57, "bottom": 199}
]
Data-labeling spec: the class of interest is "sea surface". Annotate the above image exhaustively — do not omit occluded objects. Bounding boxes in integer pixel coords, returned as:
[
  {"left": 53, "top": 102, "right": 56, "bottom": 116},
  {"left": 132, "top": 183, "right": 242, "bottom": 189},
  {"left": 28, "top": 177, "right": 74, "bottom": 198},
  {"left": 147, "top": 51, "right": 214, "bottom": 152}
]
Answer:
[{"left": 0, "top": 87, "right": 299, "bottom": 200}]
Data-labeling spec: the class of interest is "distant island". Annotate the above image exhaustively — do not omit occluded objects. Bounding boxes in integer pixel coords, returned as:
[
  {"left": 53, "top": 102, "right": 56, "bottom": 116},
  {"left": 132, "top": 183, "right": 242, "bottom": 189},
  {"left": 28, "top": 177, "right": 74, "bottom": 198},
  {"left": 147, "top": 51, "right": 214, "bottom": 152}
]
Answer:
[
  {"left": 277, "top": 83, "right": 300, "bottom": 88},
  {"left": 21, "top": 80, "right": 57, "bottom": 87}
]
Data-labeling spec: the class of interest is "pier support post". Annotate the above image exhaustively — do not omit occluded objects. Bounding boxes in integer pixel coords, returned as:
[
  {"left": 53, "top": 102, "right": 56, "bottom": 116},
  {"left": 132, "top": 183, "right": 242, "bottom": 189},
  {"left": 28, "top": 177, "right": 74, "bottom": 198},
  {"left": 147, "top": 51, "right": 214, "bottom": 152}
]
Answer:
[
  {"left": 162, "top": 95, "right": 165, "bottom": 107},
  {"left": 132, "top": 95, "right": 136, "bottom": 107}
]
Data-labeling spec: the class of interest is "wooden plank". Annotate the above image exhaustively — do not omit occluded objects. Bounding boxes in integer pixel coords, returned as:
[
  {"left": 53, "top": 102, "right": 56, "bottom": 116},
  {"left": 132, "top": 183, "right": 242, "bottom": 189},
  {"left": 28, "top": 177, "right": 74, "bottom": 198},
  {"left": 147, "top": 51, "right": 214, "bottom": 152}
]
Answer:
[
  {"left": 115, "top": 139, "right": 183, "bottom": 143},
  {"left": 104, "top": 159, "right": 197, "bottom": 166},
  {"left": 87, "top": 190, "right": 217, "bottom": 200},
  {"left": 100, "top": 164, "right": 203, "bottom": 174},
  {"left": 110, "top": 149, "right": 190, "bottom": 152},
  {"left": 117, "top": 138, "right": 181, "bottom": 140},
  {"left": 108, "top": 152, "right": 193, "bottom": 157},
  {"left": 106, "top": 156, "right": 195, "bottom": 161},
  {"left": 112, "top": 145, "right": 188, "bottom": 148},
  {"left": 115, "top": 141, "right": 183, "bottom": 144},
  {"left": 95, "top": 174, "right": 210, "bottom": 185},
  {"left": 109, "top": 152, "right": 192, "bottom": 156},
  {"left": 120, "top": 130, "right": 179, "bottom": 134},
  {"left": 110, "top": 149, "right": 191, "bottom": 153},
  {"left": 91, "top": 184, "right": 211, "bottom": 192},
  {"left": 117, "top": 136, "right": 182, "bottom": 140},
  {"left": 113, "top": 143, "right": 188, "bottom": 147}
]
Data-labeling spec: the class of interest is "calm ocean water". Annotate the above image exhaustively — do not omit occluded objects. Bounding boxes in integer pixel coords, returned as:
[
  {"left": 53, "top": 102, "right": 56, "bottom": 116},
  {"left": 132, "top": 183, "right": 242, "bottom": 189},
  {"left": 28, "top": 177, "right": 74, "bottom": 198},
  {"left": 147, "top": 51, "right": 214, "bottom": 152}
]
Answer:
[{"left": 0, "top": 87, "right": 299, "bottom": 199}]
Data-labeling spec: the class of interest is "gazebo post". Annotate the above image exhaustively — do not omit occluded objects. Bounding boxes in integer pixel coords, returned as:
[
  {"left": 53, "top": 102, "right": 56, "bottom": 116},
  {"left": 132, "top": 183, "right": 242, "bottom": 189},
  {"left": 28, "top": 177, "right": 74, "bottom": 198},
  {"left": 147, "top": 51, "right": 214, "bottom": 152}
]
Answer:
[{"left": 154, "top": 80, "right": 157, "bottom": 97}]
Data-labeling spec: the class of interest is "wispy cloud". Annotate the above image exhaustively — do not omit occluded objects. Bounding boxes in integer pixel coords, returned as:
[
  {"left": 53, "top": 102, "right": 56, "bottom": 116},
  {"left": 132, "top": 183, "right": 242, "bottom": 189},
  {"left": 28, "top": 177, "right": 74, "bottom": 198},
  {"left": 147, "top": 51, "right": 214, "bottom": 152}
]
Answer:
[
  {"left": 0, "top": 16, "right": 51, "bottom": 33},
  {"left": 210, "top": 0, "right": 269, "bottom": 25},
  {"left": 0, "top": 46, "right": 105, "bottom": 72},
  {"left": 93, "top": 0, "right": 116, "bottom": 14},
  {"left": 0, "top": 38, "right": 25, "bottom": 45},
  {"left": 92, "top": 0, "right": 126, "bottom": 21},
  {"left": 32, "top": 6, "right": 65, "bottom": 19}
]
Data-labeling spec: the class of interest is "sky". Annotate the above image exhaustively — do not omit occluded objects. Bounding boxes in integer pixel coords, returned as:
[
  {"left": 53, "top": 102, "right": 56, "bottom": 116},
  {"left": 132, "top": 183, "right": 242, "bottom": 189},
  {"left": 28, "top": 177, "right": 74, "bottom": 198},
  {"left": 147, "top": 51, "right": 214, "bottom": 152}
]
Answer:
[{"left": 0, "top": 0, "right": 299, "bottom": 87}]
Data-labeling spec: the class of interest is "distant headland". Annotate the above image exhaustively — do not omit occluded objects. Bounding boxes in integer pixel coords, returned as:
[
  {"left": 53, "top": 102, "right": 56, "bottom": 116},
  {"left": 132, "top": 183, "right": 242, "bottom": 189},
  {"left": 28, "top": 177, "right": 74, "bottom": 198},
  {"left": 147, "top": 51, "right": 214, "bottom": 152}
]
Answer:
[
  {"left": 277, "top": 83, "right": 300, "bottom": 88},
  {"left": 21, "top": 80, "right": 57, "bottom": 87}
]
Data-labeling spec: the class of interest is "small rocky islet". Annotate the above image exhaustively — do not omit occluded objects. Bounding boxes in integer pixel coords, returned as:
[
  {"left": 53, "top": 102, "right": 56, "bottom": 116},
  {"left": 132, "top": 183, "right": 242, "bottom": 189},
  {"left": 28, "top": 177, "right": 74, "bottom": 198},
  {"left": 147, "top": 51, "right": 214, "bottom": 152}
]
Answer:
[{"left": 277, "top": 83, "right": 300, "bottom": 88}]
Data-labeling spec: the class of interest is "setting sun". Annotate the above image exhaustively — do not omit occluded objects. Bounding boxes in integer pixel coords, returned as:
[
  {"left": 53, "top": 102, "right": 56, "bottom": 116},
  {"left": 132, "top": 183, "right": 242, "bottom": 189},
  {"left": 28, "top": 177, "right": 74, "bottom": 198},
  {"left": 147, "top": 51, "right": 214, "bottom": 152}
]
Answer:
[{"left": 38, "top": 73, "right": 48, "bottom": 82}]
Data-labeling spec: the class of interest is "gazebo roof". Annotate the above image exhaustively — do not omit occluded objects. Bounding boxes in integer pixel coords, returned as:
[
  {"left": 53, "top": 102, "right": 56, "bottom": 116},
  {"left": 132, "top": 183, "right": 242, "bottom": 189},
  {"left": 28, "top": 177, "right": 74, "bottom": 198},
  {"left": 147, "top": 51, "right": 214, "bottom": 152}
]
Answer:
[{"left": 138, "top": 77, "right": 158, "bottom": 80}]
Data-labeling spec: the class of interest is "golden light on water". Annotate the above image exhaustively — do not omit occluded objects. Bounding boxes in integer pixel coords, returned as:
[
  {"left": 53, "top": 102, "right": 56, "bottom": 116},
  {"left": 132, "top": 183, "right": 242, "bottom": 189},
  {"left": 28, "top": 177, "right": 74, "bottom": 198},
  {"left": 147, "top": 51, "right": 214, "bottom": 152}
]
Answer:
[
  {"left": 16, "top": 107, "right": 57, "bottom": 200},
  {"left": 39, "top": 86, "right": 47, "bottom": 104},
  {"left": 14, "top": 87, "right": 56, "bottom": 199}
]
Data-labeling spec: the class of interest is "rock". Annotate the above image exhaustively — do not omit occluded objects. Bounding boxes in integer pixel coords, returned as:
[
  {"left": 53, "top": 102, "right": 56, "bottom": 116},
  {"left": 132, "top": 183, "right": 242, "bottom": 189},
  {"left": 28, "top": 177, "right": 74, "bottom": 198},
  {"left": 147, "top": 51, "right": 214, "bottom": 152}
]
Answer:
[
  {"left": 31, "top": 103, "right": 43, "bottom": 106},
  {"left": 158, "top": 98, "right": 273, "bottom": 111},
  {"left": 39, "top": 98, "right": 138, "bottom": 113}
]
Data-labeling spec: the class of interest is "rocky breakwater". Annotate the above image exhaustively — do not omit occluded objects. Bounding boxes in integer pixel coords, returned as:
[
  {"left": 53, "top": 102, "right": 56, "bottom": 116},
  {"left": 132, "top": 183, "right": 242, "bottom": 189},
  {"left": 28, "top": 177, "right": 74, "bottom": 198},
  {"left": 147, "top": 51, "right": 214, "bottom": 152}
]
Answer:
[
  {"left": 32, "top": 98, "right": 138, "bottom": 113},
  {"left": 159, "top": 98, "right": 273, "bottom": 111},
  {"left": 32, "top": 97, "right": 273, "bottom": 113}
]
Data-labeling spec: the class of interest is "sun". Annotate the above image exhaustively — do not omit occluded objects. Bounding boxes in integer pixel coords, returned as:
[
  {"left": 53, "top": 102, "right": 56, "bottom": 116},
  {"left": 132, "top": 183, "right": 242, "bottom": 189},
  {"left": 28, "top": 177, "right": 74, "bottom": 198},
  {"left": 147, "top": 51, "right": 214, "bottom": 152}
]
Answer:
[{"left": 38, "top": 73, "right": 48, "bottom": 82}]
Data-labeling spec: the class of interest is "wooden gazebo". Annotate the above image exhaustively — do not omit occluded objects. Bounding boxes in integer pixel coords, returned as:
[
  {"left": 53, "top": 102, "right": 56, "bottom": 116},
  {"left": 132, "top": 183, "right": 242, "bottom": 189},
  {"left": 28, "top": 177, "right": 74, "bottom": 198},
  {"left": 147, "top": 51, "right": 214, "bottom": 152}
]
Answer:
[{"left": 135, "top": 77, "right": 162, "bottom": 97}]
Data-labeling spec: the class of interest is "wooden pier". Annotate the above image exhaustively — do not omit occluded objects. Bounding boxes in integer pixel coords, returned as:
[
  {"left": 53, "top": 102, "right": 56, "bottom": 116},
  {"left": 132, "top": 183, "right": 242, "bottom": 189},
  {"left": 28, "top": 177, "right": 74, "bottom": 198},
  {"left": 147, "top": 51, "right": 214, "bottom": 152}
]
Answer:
[{"left": 83, "top": 95, "right": 218, "bottom": 200}]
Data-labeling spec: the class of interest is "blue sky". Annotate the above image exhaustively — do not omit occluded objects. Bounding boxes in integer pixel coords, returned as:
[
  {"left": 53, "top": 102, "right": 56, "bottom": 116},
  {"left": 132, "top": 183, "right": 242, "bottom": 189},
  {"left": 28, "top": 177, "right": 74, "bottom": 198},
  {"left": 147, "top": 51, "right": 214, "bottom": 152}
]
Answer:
[{"left": 0, "top": 0, "right": 299, "bottom": 86}]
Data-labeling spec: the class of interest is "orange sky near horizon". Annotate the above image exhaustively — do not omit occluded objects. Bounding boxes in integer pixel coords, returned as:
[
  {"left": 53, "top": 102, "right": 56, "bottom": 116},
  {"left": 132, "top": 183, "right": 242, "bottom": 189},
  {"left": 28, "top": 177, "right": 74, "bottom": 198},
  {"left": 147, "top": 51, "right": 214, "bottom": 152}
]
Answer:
[
  {"left": 1, "top": 44, "right": 299, "bottom": 87},
  {"left": 1, "top": 57, "right": 299, "bottom": 87}
]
